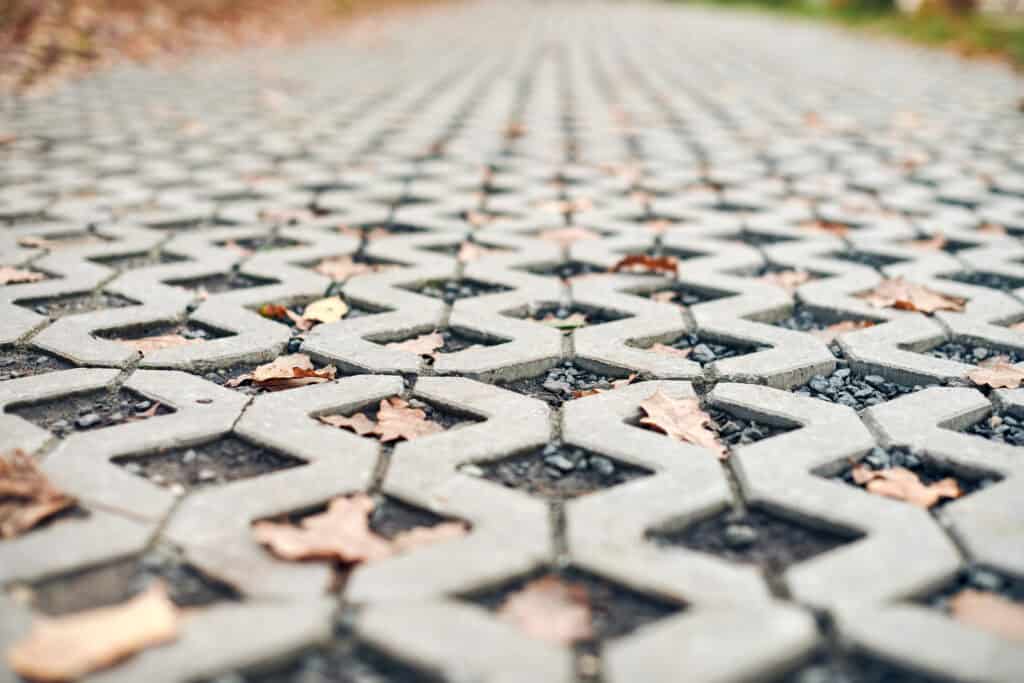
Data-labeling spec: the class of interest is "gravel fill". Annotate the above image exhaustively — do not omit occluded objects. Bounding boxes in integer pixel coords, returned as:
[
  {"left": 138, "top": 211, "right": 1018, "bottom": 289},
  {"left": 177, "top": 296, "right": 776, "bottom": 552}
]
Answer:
[
  {"left": 723, "top": 230, "right": 798, "bottom": 247},
  {"left": 28, "top": 543, "right": 239, "bottom": 615},
  {"left": 920, "top": 566, "right": 1024, "bottom": 610},
  {"left": 829, "top": 250, "right": 906, "bottom": 269},
  {"left": 436, "top": 328, "right": 505, "bottom": 354},
  {"left": 526, "top": 303, "right": 629, "bottom": 327},
  {"left": 224, "top": 235, "right": 302, "bottom": 252},
  {"left": 0, "top": 347, "right": 74, "bottom": 380},
  {"left": 649, "top": 507, "right": 859, "bottom": 571},
  {"left": 946, "top": 270, "right": 1024, "bottom": 292},
  {"left": 14, "top": 290, "right": 138, "bottom": 318},
  {"left": 645, "top": 284, "right": 730, "bottom": 306},
  {"left": 706, "top": 407, "right": 795, "bottom": 448},
  {"left": 924, "top": 341, "right": 1024, "bottom": 365},
  {"left": 369, "top": 496, "right": 454, "bottom": 539},
  {"left": 779, "top": 652, "right": 951, "bottom": 683},
  {"left": 795, "top": 364, "right": 927, "bottom": 412},
  {"left": 166, "top": 271, "right": 277, "bottom": 294},
  {"left": 963, "top": 411, "right": 1024, "bottom": 446},
  {"left": 406, "top": 278, "right": 511, "bottom": 303},
  {"left": 469, "top": 442, "right": 652, "bottom": 499},
  {"left": 96, "top": 320, "right": 234, "bottom": 343},
  {"left": 651, "top": 333, "right": 765, "bottom": 365},
  {"left": 113, "top": 436, "right": 304, "bottom": 494},
  {"left": 498, "top": 361, "right": 629, "bottom": 406},
  {"left": 525, "top": 259, "right": 605, "bottom": 280},
  {"left": 7, "top": 388, "right": 174, "bottom": 437}
]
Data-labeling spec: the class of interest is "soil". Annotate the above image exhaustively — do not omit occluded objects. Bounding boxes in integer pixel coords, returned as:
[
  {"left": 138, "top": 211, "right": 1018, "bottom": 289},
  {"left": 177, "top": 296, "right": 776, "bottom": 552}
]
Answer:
[
  {"left": 436, "top": 328, "right": 506, "bottom": 355},
  {"left": 947, "top": 270, "right": 1024, "bottom": 292},
  {"left": 963, "top": 411, "right": 1024, "bottom": 446},
  {"left": 723, "top": 230, "right": 798, "bottom": 247},
  {"left": 369, "top": 496, "right": 455, "bottom": 539},
  {"left": 642, "top": 333, "right": 765, "bottom": 365},
  {"left": 828, "top": 446, "right": 997, "bottom": 509},
  {"left": 13, "top": 291, "right": 139, "bottom": 318},
  {"left": 165, "top": 271, "right": 278, "bottom": 294},
  {"left": 26, "top": 543, "right": 239, "bottom": 615},
  {"left": 6, "top": 388, "right": 174, "bottom": 437},
  {"left": 923, "top": 341, "right": 1024, "bottom": 365},
  {"left": 220, "top": 236, "right": 302, "bottom": 252},
  {"left": 404, "top": 278, "right": 511, "bottom": 304},
  {"left": 523, "top": 260, "right": 606, "bottom": 280},
  {"left": 778, "top": 651, "right": 953, "bottom": 683},
  {"left": 113, "top": 436, "right": 305, "bottom": 494},
  {"left": 469, "top": 442, "right": 652, "bottom": 500},
  {"left": 648, "top": 507, "right": 860, "bottom": 571},
  {"left": 88, "top": 250, "right": 187, "bottom": 272},
  {"left": 796, "top": 364, "right": 927, "bottom": 412},
  {"left": 497, "top": 361, "right": 630, "bottom": 406},
  {"left": 830, "top": 250, "right": 907, "bottom": 269},
  {"left": 0, "top": 347, "right": 74, "bottom": 380},
  {"left": 96, "top": 320, "right": 234, "bottom": 343},
  {"left": 645, "top": 284, "right": 731, "bottom": 306}
]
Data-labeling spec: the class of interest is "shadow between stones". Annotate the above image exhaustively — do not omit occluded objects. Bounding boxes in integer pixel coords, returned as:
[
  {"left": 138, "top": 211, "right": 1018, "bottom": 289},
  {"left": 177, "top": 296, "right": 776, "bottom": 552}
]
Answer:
[{"left": 13, "top": 291, "right": 140, "bottom": 319}]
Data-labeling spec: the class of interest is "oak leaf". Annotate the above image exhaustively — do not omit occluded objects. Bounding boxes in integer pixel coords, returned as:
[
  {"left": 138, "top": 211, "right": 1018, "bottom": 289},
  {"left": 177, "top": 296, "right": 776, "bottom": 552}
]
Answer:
[
  {"left": 760, "top": 270, "right": 812, "bottom": 292},
  {"left": 611, "top": 254, "right": 678, "bottom": 276},
  {"left": 799, "top": 220, "right": 848, "bottom": 237},
  {"left": 226, "top": 353, "right": 336, "bottom": 391},
  {"left": 858, "top": 278, "right": 966, "bottom": 314},
  {"left": 385, "top": 332, "right": 445, "bottom": 357},
  {"left": 390, "top": 521, "right": 468, "bottom": 553},
  {"left": 649, "top": 343, "right": 693, "bottom": 358},
  {"left": 967, "top": 362, "right": 1024, "bottom": 389},
  {"left": 811, "top": 320, "right": 875, "bottom": 343},
  {"left": 497, "top": 576, "right": 592, "bottom": 645},
  {"left": 0, "top": 450, "right": 76, "bottom": 539},
  {"left": 638, "top": 390, "right": 728, "bottom": 459},
  {"left": 949, "top": 589, "right": 1024, "bottom": 643},
  {"left": 5, "top": 583, "right": 179, "bottom": 682},
  {"left": 119, "top": 335, "right": 201, "bottom": 353},
  {"left": 318, "top": 413, "right": 376, "bottom": 436},
  {"left": 0, "top": 267, "right": 46, "bottom": 285},
  {"left": 850, "top": 465, "right": 961, "bottom": 509},
  {"left": 537, "top": 226, "right": 600, "bottom": 246},
  {"left": 374, "top": 398, "right": 444, "bottom": 443}
]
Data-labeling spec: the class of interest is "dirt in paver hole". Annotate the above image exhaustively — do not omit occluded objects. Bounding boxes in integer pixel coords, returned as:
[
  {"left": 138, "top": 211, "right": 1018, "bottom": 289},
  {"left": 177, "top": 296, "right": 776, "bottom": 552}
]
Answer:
[
  {"left": 468, "top": 442, "right": 652, "bottom": 500},
  {"left": 918, "top": 565, "right": 1024, "bottom": 613},
  {"left": 641, "top": 333, "right": 766, "bottom": 365},
  {"left": 772, "top": 306, "right": 876, "bottom": 336},
  {"left": 97, "top": 320, "right": 235, "bottom": 343},
  {"left": 724, "top": 230, "right": 799, "bottom": 247},
  {"left": 947, "top": 270, "right": 1024, "bottom": 292},
  {"left": 14, "top": 291, "right": 139, "bottom": 318},
  {"left": 923, "top": 341, "right": 1024, "bottom": 365},
  {"left": 369, "top": 496, "right": 463, "bottom": 539},
  {"left": 403, "top": 278, "right": 512, "bottom": 304},
  {"left": 114, "top": 436, "right": 305, "bottom": 493},
  {"left": 220, "top": 235, "right": 302, "bottom": 252},
  {"left": 0, "top": 347, "right": 74, "bottom": 380},
  {"left": 649, "top": 507, "right": 860, "bottom": 571},
  {"left": 525, "top": 303, "right": 631, "bottom": 328},
  {"left": 796, "top": 365, "right": 928, "bottom": 412},
  {"left": 6, "top": 388, "right": 174, "bottom": 437},
  {"left": 497, "top": 361, "right": 632, "bottom": 406},
  {"left": 645, "top": 284, "right": 732, "bottom": 306},
  {"left": 963, "top": 411, "right": 1024, "bottom": 446},
  {"left": 704, "top": 407, "right": 796, "bottom": 447},
  {"left": 23, "top": 543, "right": 239, "bottom": 616},
  {"left": 829, "top": 250, "right": 907, "bottom": 269},
  {"left": 88, "top": 250, "right": 188, "bottom": 272},
  {"left": 778, "top": 651, "right": 952, "bottom": 683},
  {"left": 166, "top": 271, "right": 278, "bottom": 294},
  {"left": 523, "top": 259, "right": 606, "bottom": 280},
  {"left": 435, "top": 328, "right": 507, "bottom": 354}
]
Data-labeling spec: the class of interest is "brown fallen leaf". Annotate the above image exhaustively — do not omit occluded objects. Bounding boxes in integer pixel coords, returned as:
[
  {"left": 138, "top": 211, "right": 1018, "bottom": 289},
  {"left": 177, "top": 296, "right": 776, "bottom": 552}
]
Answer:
[
  {"left": 638, "top": 389, "right": 728, "bottom": 459},
  {"left": 0, "top": 450, "right": 76, "bottom": 539},
  {"left": 850, "top": 465, "right": 961, "bottom": 509},
  {"left": 226, "top": 354, "right": 337, "bottom": 391},
  {"left": 497, "top": 576, "right": 592, "bottom": 645},
  {"left": 611, "top": 254, "right": 679, "bottom": 276},
  {"left": 540, "top": 313, "right": 588, "bottom": 331},
  {"left": 1010, "top": 321, "right": 1024, "bottom": 332},
  {"left": 119, "top": 335, "right": 202, "bottom": 353},
  {"left": 978, "top": 223, "right": 1007, "bottom": 236},
  {"left": 313, "top": 256, "right": 391, "bottom": 281},
  {"left": 456, "top": 242, "right": 496, "bottom": 263},
  {"left": 253, "top": 493, "right": 393, "bottom": 564},
  {"left": 649, "top": 343, "right": 693, "bottom": 358},
  {"left": 391, "top": 521, "right": 468, "bottom": 553},
  {"left": 221, "top": 240, "right": 253, "bottom": 257},
  {"left": 258, "top": 303, "right": 291, "bottom": 321},
  {"left": 572, "top": 373, "right": 640, "bottom": 399},
  {"left": 645, "top": 219, "right": 673, "bottom": 235},
  {"left": 966, "top": 362, "right": 1024, "bottom": 389},
  {"left": 858, "top": 278, "right": 966, "bottom": 314},
  {"left": 385, "top": 332, "right": 445, "bottom": 357},
  {"left": 760, "top": 270, "right": 812, "bottom": 292},
  {"left": 811, "top": 320, "right": 876, "bottom": 343},
  {"left": 0, "top": 266, "right": 46, "bottom": 285},
  {"left": 6, "top": 583, "right": 178, "bottom": 683},
  {"left": 374, "top": 398, "right": 444, "bottom": 443},
  {"left": 504, "top": 122, "right": 527, "bottom": 139},
  {"left": 906, "top": 234, "right": 948, "bottom": 251},
  {"left": 799, "top": 220, "right": 849, "bottom": 237},
  {"left": 612, "top": 373, "right": 639, "bottom": 390},
  {"left": 318, "top": 413, "right": 377, "bottom": 436},
  {"left": 537, "top": 226, "right": 600, "bottom": 247},
  {"left": 949, "top": 589, "right": 1024, "bottom": 643},
  {"left": 650, "top": 291, "right": 677, "bottom": 304}
]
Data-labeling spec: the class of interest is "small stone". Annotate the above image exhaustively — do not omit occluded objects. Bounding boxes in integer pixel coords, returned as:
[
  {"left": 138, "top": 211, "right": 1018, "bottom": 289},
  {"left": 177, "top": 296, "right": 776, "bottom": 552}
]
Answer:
[
  {"left": 864, "top": 375, "right": 887, "bottom": 388},
  {"left": 590, "top": 456, "right": 615, "bottom": 477},
  {"left": 972, "top": 347, "right": 989, "bottom": 361},
  {"left": 197, "top": 468, "right": 217, "bottom": 481},
  {"left": 287, "top": 337, "right": 303, "bottom": 353},
  {"left": 134, "top": 400, "right": 152, "bottom": 412},
  {"left": 182, "top": 449, "right": 198, "bottom": 463},
  {"left": 543, "top": 380, "right": 571, "bottom": 394},
  {"left": 459, "top": 463, "right": 484, "bottom": 477},
  {"left": 690, "top": 344, "right": 716, "bottom": 363},
  {"left": 544, "top": 455, "right": 575, "bottom": 472},
  {"left": 723, "top": 523, "right": 758, "bottom": 549},
  {"left": 75, "top": 413, "right": 101, "bottom": 429},
  {"left": 968, "top": 568, "right": 1004, "bottom": 592},
  {"left": 808, "top": 376, "right": 830, "bottom": 393}
]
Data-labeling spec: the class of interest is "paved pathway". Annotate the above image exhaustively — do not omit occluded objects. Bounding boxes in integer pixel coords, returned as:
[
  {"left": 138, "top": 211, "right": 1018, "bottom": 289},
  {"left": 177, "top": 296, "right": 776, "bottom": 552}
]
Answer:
[{"left": 2, "top": 1, "right": 1024, "bottom": 681}]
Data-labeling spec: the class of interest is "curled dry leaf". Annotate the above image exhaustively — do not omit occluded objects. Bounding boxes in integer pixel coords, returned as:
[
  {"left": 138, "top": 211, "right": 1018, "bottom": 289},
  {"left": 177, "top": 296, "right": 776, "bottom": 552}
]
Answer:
[
  {"left": 906, "top": 234, "right": 948, "bottom": 251},
  {"left": 638, "top": 389, "right": 728, "bottom": 460},
  {"left": 978, "top": 223, "right": 1007, "bottom": 236},
  {"left": 226, "top": 353, "right": 337, "bottom": 391},
  {"left": 313, "top": 256, "right": 392, "bottom": 282},
  {"left": 541, "top": 313, "right": 588, "bottom": 331},
  {"left": 811, "top": 320, "right": 876, "bottom": 344},
  {"left": 5, "top": 583, "right": 179, "bottom": 683},
  {"left": 498, "top": 576, "right": 592, "bottom": 645},
  {"left": 537, "top": 226, "right": 600, "bottom": 247},
  {"left": 858, "top": 278, "right": 966, "bottom": 314},
  {"left": 0, "top": 266, "right": 46, "bottom": 285},
  {"left": 850, "top": 465, "right": 961, "bottom": 509},
  {"left": 610, "top": 254, "right": 679, "bottom": 276},
  {"left": 967, "top": 362, "right": 1024, "bottom": 389},
  {"left": 385, "top": 332, "right": 445, "bottom": 357},
  {"left": 949, "top": 589, "right": 1024, "bottom": 643},
  {"left": 649, "top": 343, "right": 693, "bottom": 358},
  {"left": 0, "top": 450, "right": 76, "bottom": 539},
  {"left": 119, "top": 335, "right": 202, "bottom": 353},
  {"left": 759, "top": 270, "right": 812, "bottom": 292}
]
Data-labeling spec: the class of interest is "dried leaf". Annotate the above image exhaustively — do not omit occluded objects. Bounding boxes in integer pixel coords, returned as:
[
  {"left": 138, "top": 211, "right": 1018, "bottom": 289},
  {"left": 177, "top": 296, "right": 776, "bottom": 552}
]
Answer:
[
  {"left": 611, "top": 373, "right": 639, "bottom": 390},
  {"left": 611, "top": 254, "right": 679, "bottom": 276},
  {"left": 811, "top": 320, "right": 876, "bottom": 343},
  {"left": 318, "top": 413, "right": 377, "bottom": 436},
  {"left": 907, "top": 234, "right": 947, "bottom": 251},
  {"left": 967, "top": 362, "right": 1024, "bottom": 389},
  {"left": 760, "top": 270, "right": 812, "bottom": 292},
  {"left": 373, "top": 398, "right": 444, "bottom": 443},
  {"left": 497, "top": 576, "right": 592, "bottom": 645},
  {"left": 0, "top": 267, "right": 46, "bottom": 285},
  {"left": 120, "top": 335, "right": 202, "bottom": 353},
  {"left": 301, "top": 297, "right": 348, "bottom": 325},
  {"left": 650, "top": 291, "right": 677, "bottom": 304},
  {"left": 227, "top": 354, "right": 337, "bottom": 391},
  {"left": 457, "top": 242, "right": 495, "bottom": 263},
  {"left": 850, "top": 465, "right": 961, "bottom": 509},
  {"left": 6, "top": 583, "right": 178, "bottom": 682},
  {"left": 949, "top": 589, "right": 1024, "bottom": 643},
  {"left": 649, "top": 343, "right": 693, "bottom": 358},
  {"left": 253, "top": 494, "right": 392, "bottom": 564},
  {"left": 0, "top": 450, "right": 76, "bottom": 539},
  {"left": 258, "top": 303, "right": 291, "bottom": 321},
  {"left": 390, "top": 521, "right": 468, "bottom": 553},
  {"left": 978, "top": 223, "right": 1007, "bottom": 236},
  {"left": 221, "top": 240, "right": 253, "bottom": 257},
  {"left": 1011, "top": 321, "right": 1024, "bottom": 332},
  {"left": 645, "top": 219, "right": 673, "bottom": 235},
  {"left": 313, "top": 256, "right": 390, "bottom": 281},
  {"left": 537, "top": 226, "right": 600, "bottom": 247},
  {"left": 638, "top": 389, "right": 728, "bottom": 459},
  {"left": 858, "top": 278, "right": 966, "bottom": 314},
  {"left": 541, "top": 313, "right": 587, "bottom": 331},
  {"left": 504, "top": 122, "right": 527, "bottom": 139},
  {"left": 799, "top": 220, "right": 848, "bottom": 237},
  {"left": 385, "top": 332, "right": 445, "bottom": 357}
]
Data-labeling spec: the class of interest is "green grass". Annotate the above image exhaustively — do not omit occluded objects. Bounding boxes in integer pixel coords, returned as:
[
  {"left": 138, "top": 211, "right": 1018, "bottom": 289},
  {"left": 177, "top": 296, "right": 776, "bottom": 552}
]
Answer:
[{"left": 673, "top": 0, "right": 1024, "bottom": 68}]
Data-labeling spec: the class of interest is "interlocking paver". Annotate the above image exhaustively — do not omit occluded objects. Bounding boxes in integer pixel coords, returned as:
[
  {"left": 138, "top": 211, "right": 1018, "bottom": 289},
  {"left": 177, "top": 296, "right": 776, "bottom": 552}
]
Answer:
[{"left": 3, "top": 0, "right": 1024, "bottom": 680}]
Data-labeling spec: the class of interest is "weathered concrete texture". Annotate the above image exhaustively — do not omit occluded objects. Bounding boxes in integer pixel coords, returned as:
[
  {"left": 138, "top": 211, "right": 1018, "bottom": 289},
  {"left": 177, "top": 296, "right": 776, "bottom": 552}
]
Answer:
[{"left": 2, "top": 0, "right": 1024, "bottom": 680}]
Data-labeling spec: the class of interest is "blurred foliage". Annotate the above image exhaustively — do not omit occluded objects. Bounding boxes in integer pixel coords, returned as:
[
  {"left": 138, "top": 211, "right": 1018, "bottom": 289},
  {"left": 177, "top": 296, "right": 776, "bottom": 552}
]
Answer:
[
  {"left": 0, "top": 0, "right": 438, "bottom": 94},
  {"left": 678, "top": 0, "right": 1024, "bottom": 68}
]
